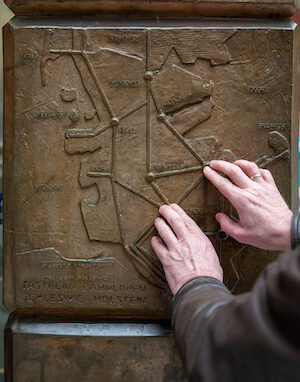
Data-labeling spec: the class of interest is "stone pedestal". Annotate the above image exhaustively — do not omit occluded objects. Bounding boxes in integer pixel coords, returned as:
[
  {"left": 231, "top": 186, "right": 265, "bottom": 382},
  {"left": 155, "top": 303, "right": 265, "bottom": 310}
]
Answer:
[{"left": 5, "top": 318, "right": 186, "bottom": 382}]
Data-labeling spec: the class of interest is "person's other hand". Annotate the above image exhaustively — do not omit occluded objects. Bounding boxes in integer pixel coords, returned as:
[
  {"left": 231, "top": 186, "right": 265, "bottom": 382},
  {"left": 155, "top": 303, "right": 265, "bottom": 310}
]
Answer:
[
  {"left": 151, "top": 204, "right": 223, "bottom": 295},
  {"left": 203, "top": 160, "right": 292, "bottom": 252}
]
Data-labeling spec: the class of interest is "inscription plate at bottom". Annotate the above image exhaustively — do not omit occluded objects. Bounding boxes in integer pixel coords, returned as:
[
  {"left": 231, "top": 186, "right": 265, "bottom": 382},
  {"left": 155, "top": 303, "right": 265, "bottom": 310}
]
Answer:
[{"left": 3, "top": 18, "right": 300, "bottom": 317}]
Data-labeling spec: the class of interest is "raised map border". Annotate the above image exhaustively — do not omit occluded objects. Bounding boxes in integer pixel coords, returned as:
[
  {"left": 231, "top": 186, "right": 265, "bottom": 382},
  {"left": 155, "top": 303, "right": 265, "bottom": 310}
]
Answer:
[{"left": 4, "top": 0, "right": 300, "bottom": 18}]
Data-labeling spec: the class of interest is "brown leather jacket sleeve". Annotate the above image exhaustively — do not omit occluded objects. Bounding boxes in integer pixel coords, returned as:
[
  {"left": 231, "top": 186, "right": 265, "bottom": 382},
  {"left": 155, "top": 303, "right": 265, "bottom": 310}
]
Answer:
[{"left": 172, "top": 246, "right": 300, "bottom": 382}]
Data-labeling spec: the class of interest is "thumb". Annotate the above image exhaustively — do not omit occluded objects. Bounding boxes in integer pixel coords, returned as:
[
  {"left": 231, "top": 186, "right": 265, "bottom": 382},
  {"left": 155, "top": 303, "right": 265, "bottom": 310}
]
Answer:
[{"left": 216, "top": 213, "right": 245, "bottom": 243}]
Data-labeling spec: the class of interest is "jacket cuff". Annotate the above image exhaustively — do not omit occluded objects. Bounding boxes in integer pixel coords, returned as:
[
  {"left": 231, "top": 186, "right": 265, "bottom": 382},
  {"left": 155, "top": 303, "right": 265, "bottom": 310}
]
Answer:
[
  {"left": 291, "top": 212, "right": 300, "bottom": 250},
  {"left": 172, "top": 276, "right": 229, "bottom": 307}
]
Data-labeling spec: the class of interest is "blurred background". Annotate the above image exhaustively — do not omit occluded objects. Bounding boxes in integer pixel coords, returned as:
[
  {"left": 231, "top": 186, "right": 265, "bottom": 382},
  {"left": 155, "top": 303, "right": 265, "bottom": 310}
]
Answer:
[{"left": 0, "top": 2, "right": 14, "bottom": 381}]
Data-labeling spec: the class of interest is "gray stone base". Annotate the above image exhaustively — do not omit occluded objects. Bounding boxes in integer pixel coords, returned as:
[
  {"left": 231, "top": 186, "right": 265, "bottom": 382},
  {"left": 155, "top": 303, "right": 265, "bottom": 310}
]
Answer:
[{"left": 5, "top": 317, "right": 186, "bottom": 382}]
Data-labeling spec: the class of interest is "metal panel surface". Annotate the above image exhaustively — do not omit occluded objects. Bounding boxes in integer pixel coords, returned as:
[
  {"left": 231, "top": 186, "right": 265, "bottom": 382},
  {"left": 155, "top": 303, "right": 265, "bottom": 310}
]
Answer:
[{"left": 3, "top": 18, "right": 300, "bottom": 318}]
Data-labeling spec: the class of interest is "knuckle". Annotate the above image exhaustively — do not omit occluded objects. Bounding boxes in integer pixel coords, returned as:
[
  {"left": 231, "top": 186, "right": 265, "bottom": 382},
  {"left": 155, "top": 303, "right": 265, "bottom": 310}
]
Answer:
[
  {"left": 243, "top": 160, "right": 253, "bottom": 165},
  {"left": 186, "top": 219, "right": 198, "bottom": 231},
  {"left": 262, "top": 169, "right": 272, "bottom": 179},
  {"left": 154, "top": 219, "right": 161, "bottom": 228},
  {"left": 158, "top": 249, "right": 167, "bottom": 258},
  {"left": 235, "top": 159, "right": 248, "bottom": 168},
  {"left": 243, "top": 160, "right": 256, "bottom": 168},
  {"left": 227, "top": 166, "right": 239, "bottom": 177},
  {"left": 249, "top": 163, "right": 259, "bottom": 172},
  {"left": 239, "top": 199, "right": 251, "bottom": 210},
  {"left": 244, "top": 192, "right": 254, "bottom": 201},
  {"left": 218, "top": 181, "right": 228, "bottom": 192},
  {"left": 170, "top": 216, "right": 180, "bottom": 225},
  {"left": 233, "top": 159, "right": 242, "bottom": 165},
  {"left": 233, "top": 232, "right": 244, "bottom": 243},
  {"left": 186, "top": 217, "right": 196, "bottom": 227},
  {"left": 180, "top": 244, "right": 192, "bottom": 257}
]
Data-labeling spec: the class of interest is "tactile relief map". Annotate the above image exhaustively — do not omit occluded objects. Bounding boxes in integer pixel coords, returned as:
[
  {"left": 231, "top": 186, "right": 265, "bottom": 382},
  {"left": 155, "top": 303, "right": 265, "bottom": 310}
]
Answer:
[{"left": 6, "top": 23, "right": 292, "bottom": 316}]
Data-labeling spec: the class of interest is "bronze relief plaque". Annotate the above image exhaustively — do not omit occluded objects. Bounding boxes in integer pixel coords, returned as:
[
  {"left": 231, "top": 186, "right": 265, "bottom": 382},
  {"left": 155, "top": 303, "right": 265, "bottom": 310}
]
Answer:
[{"left": 3, "top": 19, "right": 299, "bottom": 318}]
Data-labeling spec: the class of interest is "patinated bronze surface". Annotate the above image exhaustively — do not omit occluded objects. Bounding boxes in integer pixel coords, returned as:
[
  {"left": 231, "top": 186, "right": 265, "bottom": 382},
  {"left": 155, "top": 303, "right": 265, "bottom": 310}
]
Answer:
[
  {"left": 3, "top": 18, "right": 299, "bottom": 318},
  {"left": 5, "top": 318, "right": 186, "bottom": 381},
  {"left": 4, "top": 0, "right": 300, "bottom": 17}
]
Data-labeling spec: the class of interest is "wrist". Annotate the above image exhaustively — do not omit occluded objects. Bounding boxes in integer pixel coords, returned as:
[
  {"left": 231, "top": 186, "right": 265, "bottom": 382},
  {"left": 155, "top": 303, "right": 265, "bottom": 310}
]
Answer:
[
  {"left": 278, "top": 210, "right": 293, "bottom": 252},
  {"left": 171, "top": 273, "right": 202, "bottom": 295},
  {"left": 171, "top": 269, "right": 223, "bottom": 295}
]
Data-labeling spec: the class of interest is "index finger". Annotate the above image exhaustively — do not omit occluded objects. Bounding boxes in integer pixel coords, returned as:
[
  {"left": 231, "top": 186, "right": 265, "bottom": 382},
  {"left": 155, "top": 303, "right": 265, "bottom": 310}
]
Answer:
[
  {"left": 209, "top": 160, "right": 253, "bottom": 188},
  {"left": 203, "top": 166, "right": 243, "bottom": 206},
  {"left": 159, "top": 205, "right": 189, "bottom": 240},
  {"left": 170, "top": 204, "right": 203, "bottom": 236}
]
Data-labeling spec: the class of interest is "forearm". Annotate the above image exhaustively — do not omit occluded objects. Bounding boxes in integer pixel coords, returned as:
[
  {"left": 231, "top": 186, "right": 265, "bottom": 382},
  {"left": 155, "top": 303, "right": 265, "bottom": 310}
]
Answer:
[
  {"left": 172, "top": 277, "right": 234, "bottom": 381},
  {"left": 172, "top": 248, "right": 300, "bottom": 382}
]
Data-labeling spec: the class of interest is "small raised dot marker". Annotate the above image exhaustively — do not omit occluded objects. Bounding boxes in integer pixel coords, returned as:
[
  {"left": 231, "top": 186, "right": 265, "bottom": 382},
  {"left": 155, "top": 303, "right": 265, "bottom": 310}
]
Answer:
[
  {"left": 144, "top": 71, "right": 153, "bottom": 81},
  {"left": 146, "top": 173, "right": 155, "bottom": 182},
  {"left": 157, "top": 113, "right": 166, "bottom": 122},
  {"left": 69, "top": 109, "right": 80, "bottom": 122},
  {"left": 110, "top": 117, "right": 119, "bottom": 127}
]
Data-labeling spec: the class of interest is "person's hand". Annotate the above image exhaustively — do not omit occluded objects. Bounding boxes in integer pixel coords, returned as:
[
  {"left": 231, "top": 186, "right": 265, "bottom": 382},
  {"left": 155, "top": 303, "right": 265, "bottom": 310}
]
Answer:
[
  {"left": 151, "top": 204, "right": 223, "bottom": 295},
  {"left": 203, "top": 160, "right": 292, "bottom": 252}
]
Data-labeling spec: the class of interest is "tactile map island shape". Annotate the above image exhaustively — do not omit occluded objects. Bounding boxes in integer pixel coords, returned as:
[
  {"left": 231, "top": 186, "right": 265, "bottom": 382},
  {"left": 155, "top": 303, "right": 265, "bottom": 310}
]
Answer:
[{"left": 4, "top": 21, "right": 294, "bottom": 317}]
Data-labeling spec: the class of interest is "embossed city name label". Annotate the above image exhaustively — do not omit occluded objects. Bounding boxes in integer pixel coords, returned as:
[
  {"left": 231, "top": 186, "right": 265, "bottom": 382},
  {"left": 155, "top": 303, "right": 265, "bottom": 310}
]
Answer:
[
  {"left": 258, "top": 122, "right": 286, "bottom": 129},
  {"left": 161, "top": 92, "right": 193, "bottom": 111},
  {"left": 110, "top": 80, "right": 144, "bottom": 88},
  {"left": 32, "top": 111, "right": 69, "bottom": 119},
  {"left": 247, "top": 86, "right": 269, "bottom": 94},
  {"left": 34, "top": 184, "right": 62, "bottom": 192},
  {"left": 19, "top": 52, "right": 39, "bottom": 65},
  {"left": 152, "top": 161, "right": 184, "bottom": 171},
  {"left": 119, "top": 126, "right": 138, "bottom": 133},
  {"left": 109, "top": 34, "right": 141, "bottom": 44}
]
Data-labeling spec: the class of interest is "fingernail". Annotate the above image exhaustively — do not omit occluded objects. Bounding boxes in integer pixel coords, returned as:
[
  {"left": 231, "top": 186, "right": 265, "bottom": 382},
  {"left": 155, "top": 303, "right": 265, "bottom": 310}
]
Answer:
[
  {"left": 210, "top": 160, "right": 216, "bottom": 166},
  {"left": 170, "top": 204, "right": 178, "bottom": 210}
]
